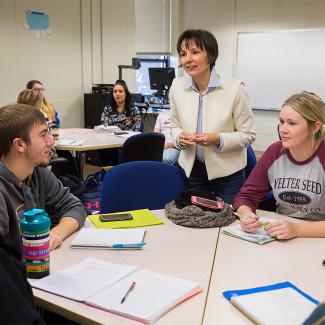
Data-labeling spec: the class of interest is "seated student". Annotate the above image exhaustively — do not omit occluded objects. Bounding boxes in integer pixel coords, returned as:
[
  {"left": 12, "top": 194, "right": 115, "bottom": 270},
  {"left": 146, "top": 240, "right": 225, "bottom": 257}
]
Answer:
[
  {"left": 154, "top": 110, "right": 180, "bottom": 165},
  {"left": 99, "top": 80, "right": 141, "bottom": 165},
  {"left": 17, "top": 88, "right": 58, "bottom": 160},
  {"left": 0, "top": 104, "right": 87, "bottom": 254},
  {"left": 26, "top": 80, "right": 56, "bottom": 124},
  {"left": 101, "top": 79, "right": 141, "bottom": 131},
  {"left": 233, "top": 91, "right": 325, "bottom": 239}
]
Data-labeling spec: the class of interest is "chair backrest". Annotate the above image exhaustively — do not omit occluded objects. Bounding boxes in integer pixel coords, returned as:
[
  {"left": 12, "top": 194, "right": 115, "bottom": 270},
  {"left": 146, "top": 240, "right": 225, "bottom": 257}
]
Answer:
[
  {"left": 100, "top": 161, "right": 187, "bottom": 213},
  {"left": 245, "top": 146, "right": 257, "bottom": 179},
  {"left": 119, "top": 132, "right": 165, "bottom": 164}
]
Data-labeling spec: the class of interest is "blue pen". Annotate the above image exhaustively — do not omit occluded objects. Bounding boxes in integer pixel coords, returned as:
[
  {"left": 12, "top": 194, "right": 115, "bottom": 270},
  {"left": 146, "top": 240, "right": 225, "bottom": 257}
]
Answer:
[{"left": 112, "top": 243, "right": 146, "bottom": 249}]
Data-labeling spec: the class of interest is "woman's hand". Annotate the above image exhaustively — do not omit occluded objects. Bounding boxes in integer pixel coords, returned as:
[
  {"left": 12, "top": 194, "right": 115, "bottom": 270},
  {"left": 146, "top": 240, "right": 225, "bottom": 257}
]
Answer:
[
  {"left": 179, "top": 131, "right": 196, "bottom": 146},
  {"left": 266, "top": 220, "right": 298, "bottom": 239},
  {"left": 240, "top": 211, "right": 261, "bottom": 233},
  {"left": 164, "top": 142, "right": 175, "bottom": 149},
  {"left": 195, "top": 133, "right": 219, "bottom": 146},
  {"left": 49, "top": 230, "right": 63, "bottom": 250}
]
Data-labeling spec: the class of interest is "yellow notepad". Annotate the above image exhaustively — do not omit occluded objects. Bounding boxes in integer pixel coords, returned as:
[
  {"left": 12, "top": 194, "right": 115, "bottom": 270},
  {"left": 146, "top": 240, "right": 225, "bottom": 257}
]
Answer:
[{"left": 88, "top": 209, "right": 164, "bottom": 229}]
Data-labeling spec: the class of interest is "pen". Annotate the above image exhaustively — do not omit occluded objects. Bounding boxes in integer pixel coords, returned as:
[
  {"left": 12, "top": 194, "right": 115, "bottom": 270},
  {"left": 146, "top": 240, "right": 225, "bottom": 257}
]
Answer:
[
  {"left": 121, "top": 281, "right": 136, "bottom": 304},
  {"left": 112, "top": 242, "right": 146, "bottom": 249},
  {"left": 233, "top": 212, "right": 268, "bottom": 228}
]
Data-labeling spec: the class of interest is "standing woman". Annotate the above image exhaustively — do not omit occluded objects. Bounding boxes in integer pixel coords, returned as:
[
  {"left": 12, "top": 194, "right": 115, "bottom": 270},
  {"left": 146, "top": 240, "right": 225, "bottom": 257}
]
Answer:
[
  {"left": 101, "top": 80, "right": 141, "bottom": 131},
  {"left": 169, "top": 29, "right": 256, "bottom": 203},
  {"left": 26, "top": 80, "right": 56, "bottom": 124}
]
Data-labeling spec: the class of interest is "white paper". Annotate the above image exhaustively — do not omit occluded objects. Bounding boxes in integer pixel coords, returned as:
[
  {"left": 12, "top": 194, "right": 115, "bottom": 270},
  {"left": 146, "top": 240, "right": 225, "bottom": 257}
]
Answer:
[
  {"left": 86, "top": 269, "right": 201, "bottom": 323},
  {"left": 232, "top": 287, "right": 317, "bottom": 325},
  {"left": 32, "top": 257, "right": 138, "bottom": 301},
  {"left": 70, "top": 228, "right": 145, "bottom": 248},
  {"left": 57, "top": 139, "right": 85, "bottom": 146}
]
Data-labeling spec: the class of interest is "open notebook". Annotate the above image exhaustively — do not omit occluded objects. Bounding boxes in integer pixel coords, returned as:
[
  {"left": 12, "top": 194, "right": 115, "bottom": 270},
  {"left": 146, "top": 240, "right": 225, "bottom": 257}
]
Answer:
[
  {"left": 70, "top": 228, "right": 146, "bottom": 249},
  {"left": 32, "top": 257, "right": 202, "bottom": 324},
  {"left": 222, "top": 216, "right": 275, "bottom": 245},
  {"left": 223, "top": 282, "right": 319, "bottom": 325}
]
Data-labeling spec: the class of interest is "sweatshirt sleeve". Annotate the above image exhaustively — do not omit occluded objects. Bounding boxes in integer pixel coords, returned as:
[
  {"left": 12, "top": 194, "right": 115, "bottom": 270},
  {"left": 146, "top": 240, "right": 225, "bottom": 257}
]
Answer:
[
  {"left": 232, "top": 142, "right": 281, "bottom": 211},
  {"left": 39, "top": 168, "right": 87, "bottom": 228}
]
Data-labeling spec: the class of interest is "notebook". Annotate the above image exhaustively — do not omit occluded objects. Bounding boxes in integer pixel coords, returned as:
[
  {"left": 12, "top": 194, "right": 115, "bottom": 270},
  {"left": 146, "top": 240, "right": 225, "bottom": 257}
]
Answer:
[
  {"left": 32, "top": 257, "right": 202, "bottom": 324},
  {"left": 222, "top": 216, "right": 275, "bottom": 245},
  {"left": 223, "top": 282, "right": 319, "bottom": 325},
  {"left": 70, "top": 228, "right": 146, "bottom": 249},
  {"left": 88, "top": 209, "right": 164, "bottom": 229}
]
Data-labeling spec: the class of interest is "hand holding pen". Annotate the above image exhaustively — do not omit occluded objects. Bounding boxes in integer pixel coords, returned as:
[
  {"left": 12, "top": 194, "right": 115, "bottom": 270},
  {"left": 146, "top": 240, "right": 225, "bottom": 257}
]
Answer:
[
  {"left": 235, "top": 211, "right": 268, "bottom": 233},
  {"left": 121, "top": 281, "right": 136, "bottom": 304}
]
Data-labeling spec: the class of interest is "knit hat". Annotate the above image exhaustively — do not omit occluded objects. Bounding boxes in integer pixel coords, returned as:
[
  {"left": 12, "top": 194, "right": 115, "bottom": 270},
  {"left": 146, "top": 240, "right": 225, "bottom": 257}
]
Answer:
[{"left": 165, "top": 190, "right": 236, "bottom": 228}]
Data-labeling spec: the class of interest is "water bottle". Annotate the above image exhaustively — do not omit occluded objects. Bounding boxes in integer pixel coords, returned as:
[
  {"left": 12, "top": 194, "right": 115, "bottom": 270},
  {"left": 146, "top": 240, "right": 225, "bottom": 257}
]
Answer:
[{"left": 20, "top": 209, "right": 51, "bottom": 279}]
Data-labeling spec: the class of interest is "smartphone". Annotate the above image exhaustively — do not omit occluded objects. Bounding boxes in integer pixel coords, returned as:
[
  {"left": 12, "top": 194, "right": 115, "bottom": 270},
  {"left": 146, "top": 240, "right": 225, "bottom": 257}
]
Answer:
[
  {"left": 99, "top": 213, "right": 133, "bottom": 222},
  {"left": 191, "top": 196, "right": 224, "bottom": 210}
]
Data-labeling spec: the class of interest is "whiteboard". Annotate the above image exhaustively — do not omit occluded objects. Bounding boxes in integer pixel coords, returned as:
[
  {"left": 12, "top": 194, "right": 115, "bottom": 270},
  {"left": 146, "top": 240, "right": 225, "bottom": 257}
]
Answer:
[{"left": 235, "top": 29, "right": 325, "bottom": 110}]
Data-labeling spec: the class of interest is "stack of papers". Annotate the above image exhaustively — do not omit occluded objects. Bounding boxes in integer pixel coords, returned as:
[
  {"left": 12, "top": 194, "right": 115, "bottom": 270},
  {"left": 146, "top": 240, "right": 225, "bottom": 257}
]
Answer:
[
  {"left": 57, "top": 139, "right": 84, "bottom": 146},
  {"left": 32, "top": 257, "right": 202, "bottom": 324},
  {"left": 222, "top": 216, "right": 275, "bottom": 245},
  {"left": 94, "top": 125, "right": 121, "bottom": 133},
  {"left": 70, "top": 228, "right": 146, "bottom": 249},
  {"left": 223, "top": 282, "right": 319, "bottom": 325}
]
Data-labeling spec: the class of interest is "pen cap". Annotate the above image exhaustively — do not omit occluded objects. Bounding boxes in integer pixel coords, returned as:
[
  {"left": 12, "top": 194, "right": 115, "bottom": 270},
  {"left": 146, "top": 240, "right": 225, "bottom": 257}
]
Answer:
[{"left": 20, "top": 209, "right": 51, "bottom": 279}]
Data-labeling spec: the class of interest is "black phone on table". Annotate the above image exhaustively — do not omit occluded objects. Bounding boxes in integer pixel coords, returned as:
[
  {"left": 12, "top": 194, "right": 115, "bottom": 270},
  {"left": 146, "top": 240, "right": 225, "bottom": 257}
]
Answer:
[{"left": 99, "top": 213, "right": 133, "bottom": 222}]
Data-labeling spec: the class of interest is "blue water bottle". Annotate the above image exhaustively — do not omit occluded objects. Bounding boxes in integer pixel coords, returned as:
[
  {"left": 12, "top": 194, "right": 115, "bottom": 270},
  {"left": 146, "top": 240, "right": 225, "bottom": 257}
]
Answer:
[{"left": 20, "top": 209, "right": 51, "bottom": 279}]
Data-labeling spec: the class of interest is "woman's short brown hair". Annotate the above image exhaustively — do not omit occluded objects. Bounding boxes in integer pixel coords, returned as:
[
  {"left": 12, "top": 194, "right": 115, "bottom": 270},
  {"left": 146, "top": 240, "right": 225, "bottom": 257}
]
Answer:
[{"left": 176, "top": 29, "right": 219, "bottom": 66}]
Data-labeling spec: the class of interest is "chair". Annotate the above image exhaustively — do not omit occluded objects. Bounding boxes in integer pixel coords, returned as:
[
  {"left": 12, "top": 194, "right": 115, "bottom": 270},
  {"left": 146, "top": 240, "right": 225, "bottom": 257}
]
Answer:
[
  {"left": 118, "top": 132, "right": 165, "bottom": 164},
  {"left": 100, "top": 161, "right": 187, "bottom": 213},
  {"left": 245, "top": 145, "right": 257, "bottom": 179}
]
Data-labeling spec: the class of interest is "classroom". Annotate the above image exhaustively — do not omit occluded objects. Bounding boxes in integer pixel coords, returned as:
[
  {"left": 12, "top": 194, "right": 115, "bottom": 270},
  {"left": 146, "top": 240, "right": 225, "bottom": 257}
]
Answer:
[{"left": 0, "top": 0, "right": 325, "bottom": 324}]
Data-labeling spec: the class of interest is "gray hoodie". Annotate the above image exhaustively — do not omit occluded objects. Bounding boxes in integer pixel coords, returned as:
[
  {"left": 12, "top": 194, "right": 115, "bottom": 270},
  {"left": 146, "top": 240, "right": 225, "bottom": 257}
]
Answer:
[{"left": 0, "top": 161, "right": 86, "bottom": 260}]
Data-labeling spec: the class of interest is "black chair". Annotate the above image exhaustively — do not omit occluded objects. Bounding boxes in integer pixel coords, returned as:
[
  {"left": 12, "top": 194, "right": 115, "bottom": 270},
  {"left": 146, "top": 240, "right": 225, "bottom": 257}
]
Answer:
[{"left": 118, "top": 132, "right": 165, "bottom": 164}]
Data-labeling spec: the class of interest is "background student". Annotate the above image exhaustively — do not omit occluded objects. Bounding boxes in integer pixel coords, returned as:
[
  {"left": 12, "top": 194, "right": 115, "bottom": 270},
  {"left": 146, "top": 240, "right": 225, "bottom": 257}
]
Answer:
[
  {"left": 154, "top": 110, "right": 180, "bottom": 165},
  {"left": 101, "top": 79, "right": 141, "bottom": 131},
  {"left": 233, "top": 91, "right": 325, "bottom": 239},
  {"left": 0, "top": 104, "right": 87, "bottom": 253},
  {"left": 169, "top": 29, "right": 255, "bottom": 203},
  {"left": 26, "top": 80, "right": 56, "bottom": 125},
  {"left": 99, "top": 79, "right": 142, "bottom": 166}
]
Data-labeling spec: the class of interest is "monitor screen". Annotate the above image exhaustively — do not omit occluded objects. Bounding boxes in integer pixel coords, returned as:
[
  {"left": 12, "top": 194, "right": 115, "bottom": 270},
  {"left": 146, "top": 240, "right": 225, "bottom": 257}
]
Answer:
[{"left": 148, "top": 67, "right": 175, "bottom": 96}]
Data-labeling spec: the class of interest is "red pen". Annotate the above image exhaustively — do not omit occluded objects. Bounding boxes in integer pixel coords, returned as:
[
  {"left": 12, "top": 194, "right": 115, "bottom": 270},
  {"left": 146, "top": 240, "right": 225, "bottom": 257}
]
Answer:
[{"left": 121, "top": 281, "right": 136, "bottom": 304}]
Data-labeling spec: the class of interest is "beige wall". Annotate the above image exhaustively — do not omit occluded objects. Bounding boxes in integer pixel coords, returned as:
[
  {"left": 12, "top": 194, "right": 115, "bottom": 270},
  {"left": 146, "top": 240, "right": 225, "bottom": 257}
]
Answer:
[
  {"left": 1, "top": 0, "right": 325, "bottom": 148},
  {"left": 0, "top": 0, "right": 88, "bottom": 127},
  {"left": 181, "top": 0, "right": 325, "bottom": 150}
]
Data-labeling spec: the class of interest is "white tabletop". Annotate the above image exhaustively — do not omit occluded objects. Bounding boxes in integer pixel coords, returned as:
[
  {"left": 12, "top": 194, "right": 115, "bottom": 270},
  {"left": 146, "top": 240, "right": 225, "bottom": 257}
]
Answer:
[
  {"left": 202, "top": 210, "right": 325, "bottom": 325},
  {"left": 33, "top": 210, "right": 220, "bottom": 325},
  {"left": 54, "top": 128, "right": 125, "bottom": 152}
]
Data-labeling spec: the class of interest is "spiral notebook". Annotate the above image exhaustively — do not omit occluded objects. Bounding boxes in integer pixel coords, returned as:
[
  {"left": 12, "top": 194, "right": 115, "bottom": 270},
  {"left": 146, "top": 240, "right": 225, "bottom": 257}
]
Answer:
[{"left": 70, "top": 228, "right": 146, "bottom": 249}]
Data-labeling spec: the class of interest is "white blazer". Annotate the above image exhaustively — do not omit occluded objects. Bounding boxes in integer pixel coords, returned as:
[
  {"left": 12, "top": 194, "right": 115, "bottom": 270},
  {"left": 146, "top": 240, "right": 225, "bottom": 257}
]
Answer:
[{"left": 169, "top": 73, "right": 256, "bottom": 180}]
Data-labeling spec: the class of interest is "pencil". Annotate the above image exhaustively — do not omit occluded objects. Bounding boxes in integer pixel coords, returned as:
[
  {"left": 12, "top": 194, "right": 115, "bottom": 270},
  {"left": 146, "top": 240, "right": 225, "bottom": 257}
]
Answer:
[{"left": 233, "top": 211, "right": 268, "bottom": 229}]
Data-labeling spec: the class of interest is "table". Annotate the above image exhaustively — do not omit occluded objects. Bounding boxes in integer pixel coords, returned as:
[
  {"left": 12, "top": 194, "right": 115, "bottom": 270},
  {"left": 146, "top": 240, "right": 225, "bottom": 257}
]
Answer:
[
  {"left": 54, "top": 128, "right": 126, "bottom": 177},
  {"left": 33, "top": 210, "right": 220, "bottom": 325},
  {"left": 202, "top": 210, "right": 325, "bottom": 325}
]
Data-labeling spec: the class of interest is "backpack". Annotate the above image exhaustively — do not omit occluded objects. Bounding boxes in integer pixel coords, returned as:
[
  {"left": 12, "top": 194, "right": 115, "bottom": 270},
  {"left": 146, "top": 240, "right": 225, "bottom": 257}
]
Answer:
[
  {"left": 56, "top": 174, "right": 83, "bottom": 201},
  {"left": 82, "top": 169, "right": 107, "bottom": 214}
]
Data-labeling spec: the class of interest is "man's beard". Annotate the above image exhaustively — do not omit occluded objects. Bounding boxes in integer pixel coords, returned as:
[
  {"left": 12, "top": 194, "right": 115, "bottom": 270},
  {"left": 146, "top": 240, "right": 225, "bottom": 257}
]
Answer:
[{"left": 37, "top": 159, "right": 50, "bottom": 168}]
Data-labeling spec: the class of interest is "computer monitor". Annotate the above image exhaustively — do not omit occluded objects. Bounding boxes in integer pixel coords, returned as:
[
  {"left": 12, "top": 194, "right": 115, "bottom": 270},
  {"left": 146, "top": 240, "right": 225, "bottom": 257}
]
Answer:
[{"left": 148, "top": 67, "right": 175, "bottom": 97}]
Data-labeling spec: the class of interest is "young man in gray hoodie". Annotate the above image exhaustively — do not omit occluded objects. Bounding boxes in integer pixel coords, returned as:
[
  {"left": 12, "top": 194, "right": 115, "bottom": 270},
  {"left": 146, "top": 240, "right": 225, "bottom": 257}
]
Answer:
[{"left": 0, "top": 103, "right": 87, "bottom": 260}]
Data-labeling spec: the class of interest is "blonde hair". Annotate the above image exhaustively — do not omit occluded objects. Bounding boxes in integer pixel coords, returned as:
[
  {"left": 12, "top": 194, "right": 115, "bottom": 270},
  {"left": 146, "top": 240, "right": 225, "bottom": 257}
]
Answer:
[
  {"left": 17, "top": 89, "right": 42, "bottom": 109},
  {"left": 17, "top": 89, "right": 55, "bottom": 122},
  {"left": 282, "top": 91, "right": 325, "bottom": 153}
]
